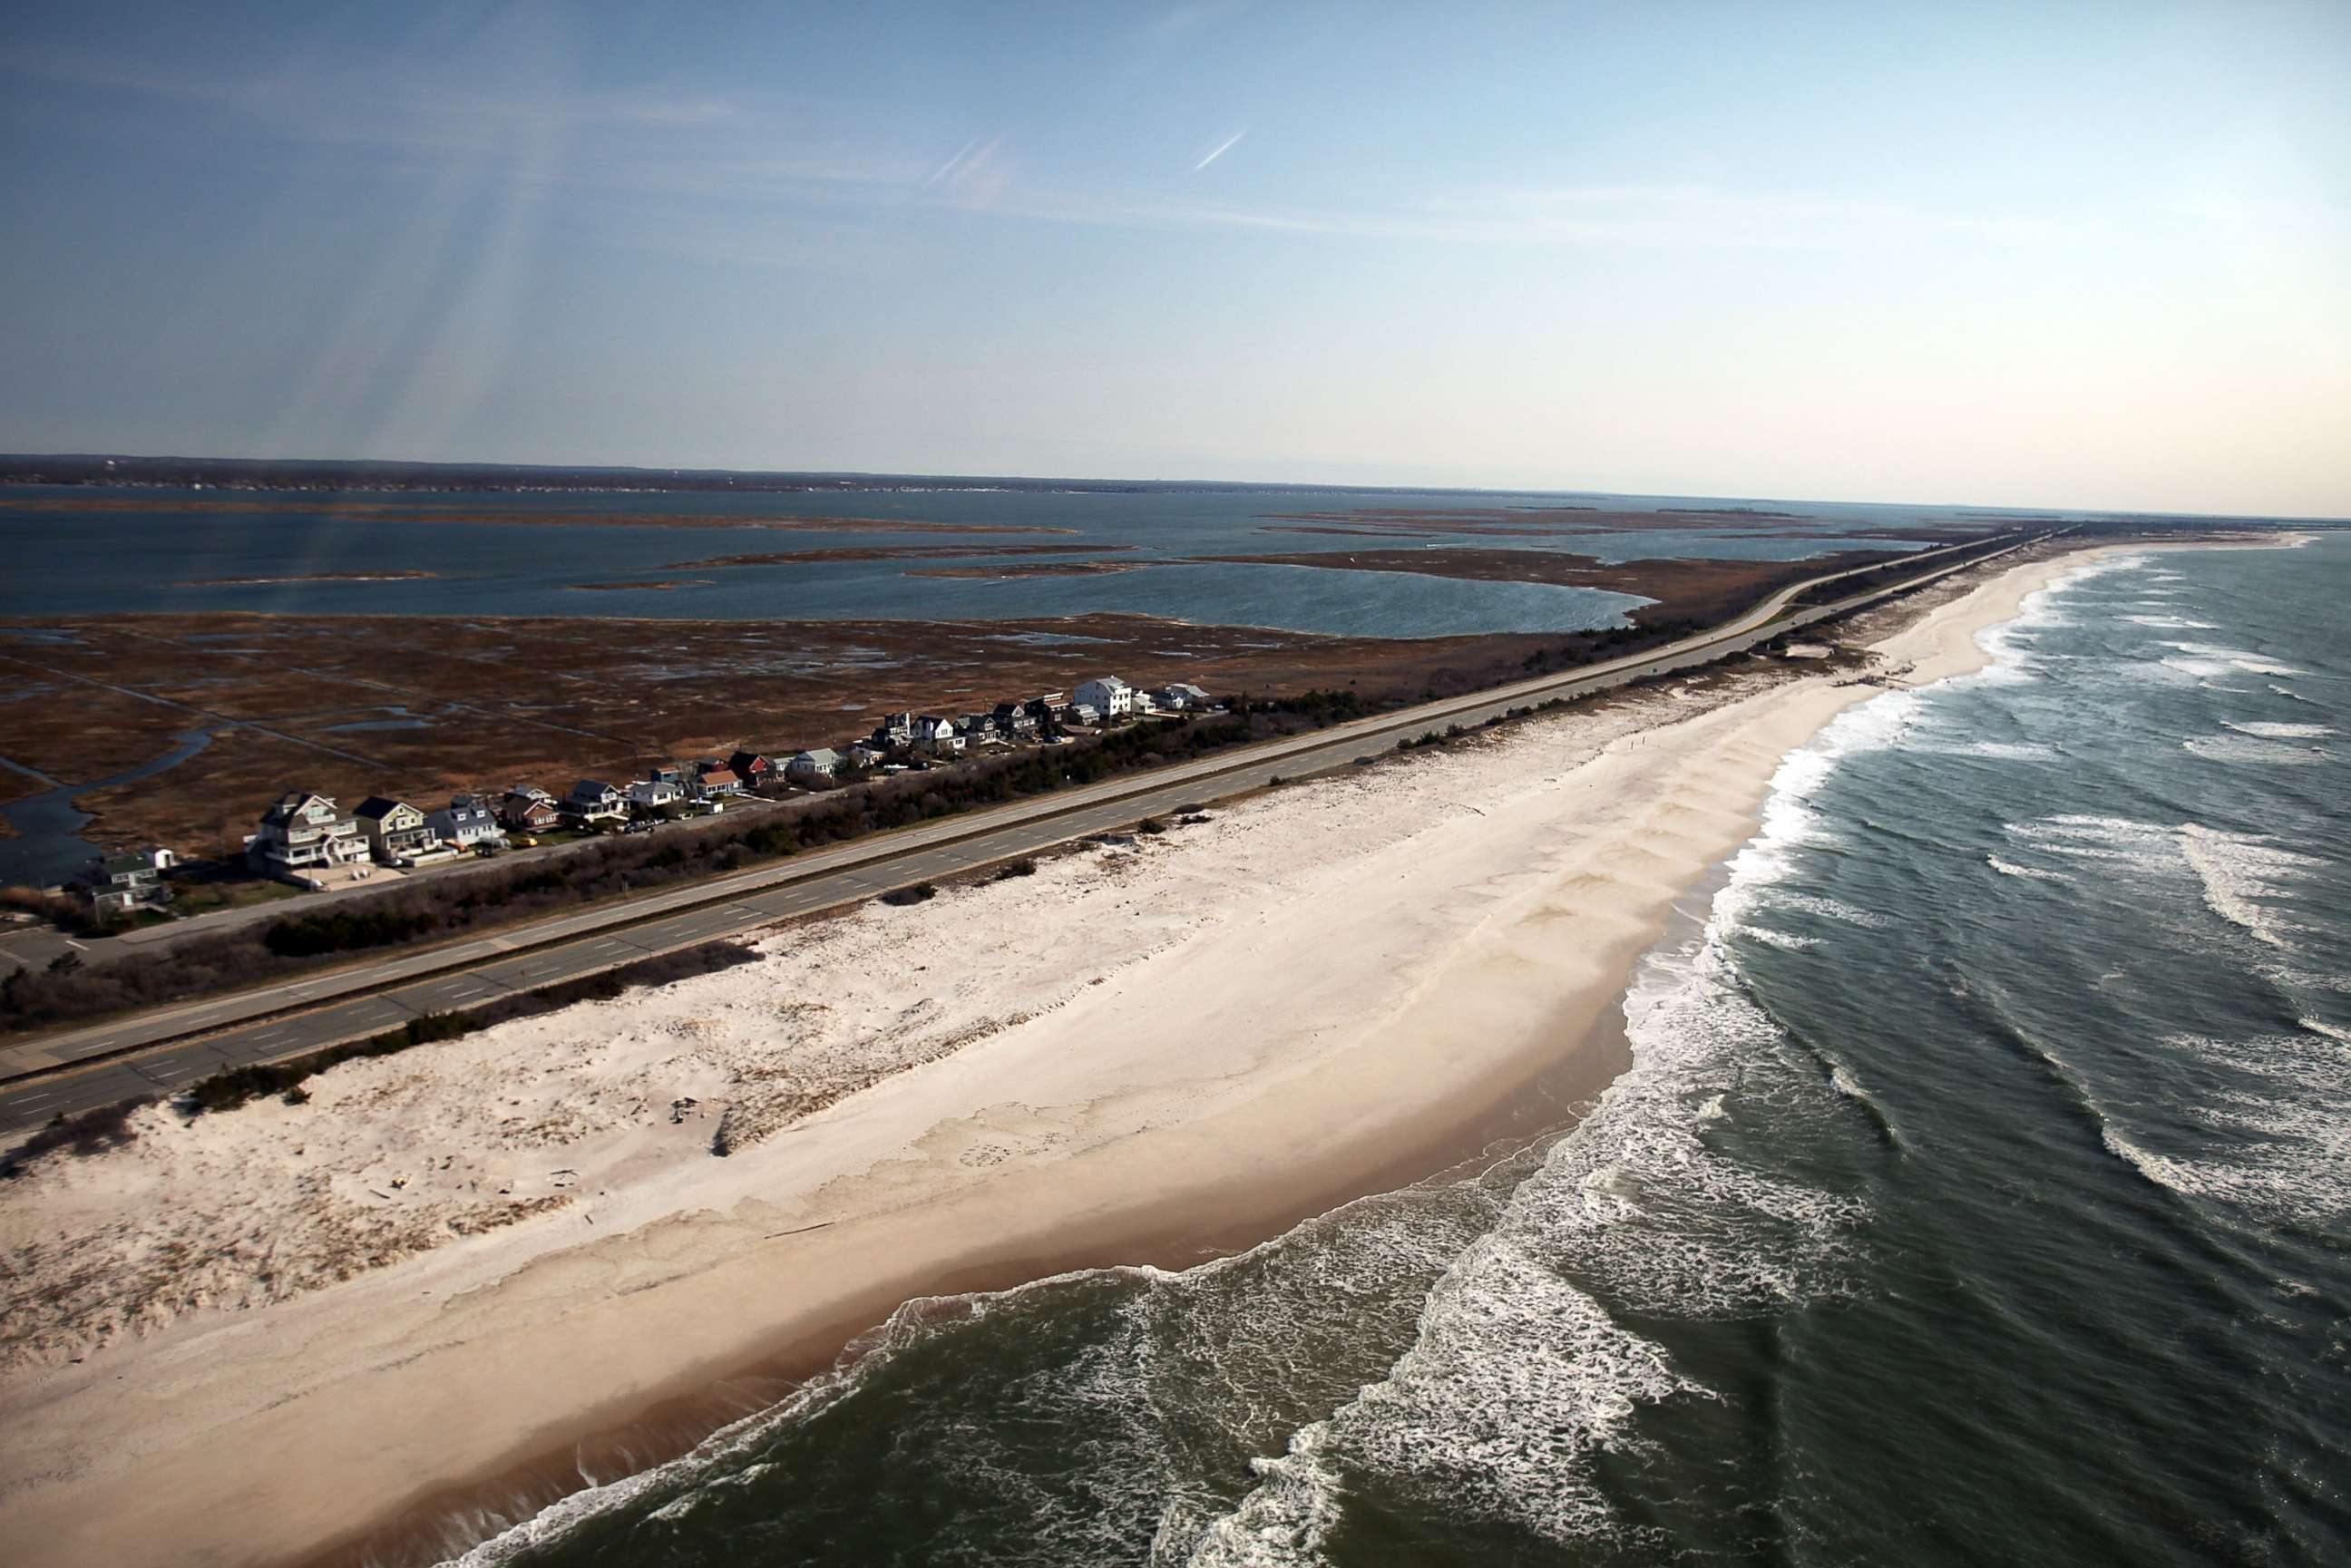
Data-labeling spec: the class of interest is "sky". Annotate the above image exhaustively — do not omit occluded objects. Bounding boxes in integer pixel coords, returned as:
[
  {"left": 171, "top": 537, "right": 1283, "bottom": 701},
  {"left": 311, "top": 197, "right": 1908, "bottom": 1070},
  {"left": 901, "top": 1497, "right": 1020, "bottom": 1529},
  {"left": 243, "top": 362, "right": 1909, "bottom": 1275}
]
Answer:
[{"left": 2, "top": 1, "right": 2346, "bottom": 515}]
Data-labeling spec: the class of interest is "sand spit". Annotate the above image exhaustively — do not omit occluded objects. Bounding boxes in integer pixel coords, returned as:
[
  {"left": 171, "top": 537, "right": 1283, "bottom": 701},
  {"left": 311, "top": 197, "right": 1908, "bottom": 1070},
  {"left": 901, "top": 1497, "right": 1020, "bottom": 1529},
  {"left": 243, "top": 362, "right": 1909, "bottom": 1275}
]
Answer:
[{"left": 0, "top": 547, "right": 2100, "bottom": 1568}]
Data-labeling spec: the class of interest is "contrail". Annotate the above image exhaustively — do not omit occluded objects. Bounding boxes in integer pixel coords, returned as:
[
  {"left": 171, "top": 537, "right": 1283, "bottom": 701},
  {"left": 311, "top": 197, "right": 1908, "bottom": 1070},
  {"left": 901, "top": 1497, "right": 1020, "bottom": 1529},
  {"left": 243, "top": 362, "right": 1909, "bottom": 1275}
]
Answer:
[
  {"left": 925, "top": 137, "right": 983, "bottom": 187},
  {"left": 1194, "top": 130, "right": 1245, "bottom": 171}
]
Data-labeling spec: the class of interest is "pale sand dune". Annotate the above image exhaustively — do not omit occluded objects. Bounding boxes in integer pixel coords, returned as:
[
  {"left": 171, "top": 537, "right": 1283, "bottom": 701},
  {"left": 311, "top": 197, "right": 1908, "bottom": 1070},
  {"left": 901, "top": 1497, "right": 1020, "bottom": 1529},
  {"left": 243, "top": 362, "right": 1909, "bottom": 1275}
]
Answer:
[{"left": 0, "top": 548, "right": 2102, "bottom": 1568}]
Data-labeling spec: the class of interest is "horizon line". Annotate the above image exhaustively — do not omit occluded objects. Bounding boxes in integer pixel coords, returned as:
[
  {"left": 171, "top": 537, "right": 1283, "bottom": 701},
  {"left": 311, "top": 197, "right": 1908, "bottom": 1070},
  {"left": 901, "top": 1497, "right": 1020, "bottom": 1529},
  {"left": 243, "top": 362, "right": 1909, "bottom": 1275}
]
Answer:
[{"left": 0, "top": 450, "right": 2342, "bottom": 526}]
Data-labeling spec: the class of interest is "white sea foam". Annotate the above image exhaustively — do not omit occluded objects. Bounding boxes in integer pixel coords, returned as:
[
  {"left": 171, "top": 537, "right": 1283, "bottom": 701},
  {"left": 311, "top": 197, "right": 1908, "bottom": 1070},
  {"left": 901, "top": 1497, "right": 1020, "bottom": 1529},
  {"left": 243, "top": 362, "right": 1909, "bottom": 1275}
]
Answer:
[
  {"left": 2098, "top": 1032, "right": 2351, "bottom": 1228},
  {"left": 2300, "top": 1018, "right": 2351, "bottom": 1046},
  {"left": 2161, "top": 640, "right": 2307, "bottom": 678},
  {"left": 1964, "top": 553, "right": 2124, "bottom": 685},
  {"left": 1927, "top": 738, "right": 2058, "bottom": 760},
  {"left": 2179, "top": 823, "right": 2321, "bottom": 951},
  {"left": 2124, "top": 614, "right": 2219, "bottom": 629},
  {"left": 2184, "top": 735, "right": 2327, "bottom": 766},
  {"left": 1190, "top": 682, "right": 1899, "bottom": 1562},
  {"left": 2004, "top": 814, "right": 2178, "bottom": 872},
  {"left": 2223, "top": 720, "right": 2334, "bottom": 739},
  {"left": 1986, "top": 854, "right": 2069, "bottom": 882},
  {"left": 1736, "top": 926, "right": 1822, "bottom": 951}
]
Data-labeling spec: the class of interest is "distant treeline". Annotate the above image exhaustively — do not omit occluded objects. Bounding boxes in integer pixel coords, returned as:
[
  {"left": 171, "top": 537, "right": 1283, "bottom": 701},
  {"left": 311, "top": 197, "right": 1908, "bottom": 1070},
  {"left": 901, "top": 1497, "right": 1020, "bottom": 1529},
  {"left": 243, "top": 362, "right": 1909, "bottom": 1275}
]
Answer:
[{"left": 1, "top": 453, "right": 1534, "bottom": 500}]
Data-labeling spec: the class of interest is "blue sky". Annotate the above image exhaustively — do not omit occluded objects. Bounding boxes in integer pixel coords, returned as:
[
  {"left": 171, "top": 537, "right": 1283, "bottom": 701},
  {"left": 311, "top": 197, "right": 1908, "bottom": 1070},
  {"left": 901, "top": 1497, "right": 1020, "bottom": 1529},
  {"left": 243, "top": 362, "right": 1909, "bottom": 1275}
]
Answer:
[{"left": 3, "top": 2, "right": 2346, "bottom": 513}]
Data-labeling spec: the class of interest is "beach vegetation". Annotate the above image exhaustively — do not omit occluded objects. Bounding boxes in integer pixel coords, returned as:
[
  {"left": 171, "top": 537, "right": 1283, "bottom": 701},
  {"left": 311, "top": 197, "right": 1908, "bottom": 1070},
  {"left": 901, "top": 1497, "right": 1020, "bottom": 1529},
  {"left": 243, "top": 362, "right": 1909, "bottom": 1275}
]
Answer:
[{"left": 175, "top": 942, "right": 757, "bottom": 1116}]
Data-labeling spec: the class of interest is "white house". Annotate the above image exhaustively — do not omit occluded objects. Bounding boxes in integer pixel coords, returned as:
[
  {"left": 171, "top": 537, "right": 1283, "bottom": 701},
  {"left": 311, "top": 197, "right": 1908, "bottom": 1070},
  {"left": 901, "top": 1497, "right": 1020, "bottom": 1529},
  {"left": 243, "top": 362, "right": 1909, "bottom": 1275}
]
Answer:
[
  {"left": 426, "top": 794, "right": 504, "bottom": 849},
  {"left": 785, "top": 747, "right": 844, "bottom": 784},
  {"left": 1073, "top": 676, "right": 1134, "bottom": 717},
  {"left": 1158, "top": 682, "right": 1212, "bottom": 711},
  {"left": 628, "top": 776, "right": 687, "bottom": 812},
  {"left": 911, "top": 717, "right": 963, "bottom": 756},
  {"left": 247, "top": 791, "right": 368, "bottom": 880}
]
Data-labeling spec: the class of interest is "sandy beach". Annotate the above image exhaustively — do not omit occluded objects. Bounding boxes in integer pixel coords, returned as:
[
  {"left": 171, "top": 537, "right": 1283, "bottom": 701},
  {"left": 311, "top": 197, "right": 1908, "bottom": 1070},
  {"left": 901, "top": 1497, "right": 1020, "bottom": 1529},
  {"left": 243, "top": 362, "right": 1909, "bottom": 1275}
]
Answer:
[{"left": 0, "top": 544, "right": 2107, "bottom": 1568}]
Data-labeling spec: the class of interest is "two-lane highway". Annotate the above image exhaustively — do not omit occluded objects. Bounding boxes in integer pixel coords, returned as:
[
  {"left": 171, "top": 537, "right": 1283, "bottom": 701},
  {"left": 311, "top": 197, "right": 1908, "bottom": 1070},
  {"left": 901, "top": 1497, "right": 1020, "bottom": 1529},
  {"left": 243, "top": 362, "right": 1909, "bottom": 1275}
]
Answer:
[{"left": 0, "top": 533, "right": 2043, "bottom": 1138}]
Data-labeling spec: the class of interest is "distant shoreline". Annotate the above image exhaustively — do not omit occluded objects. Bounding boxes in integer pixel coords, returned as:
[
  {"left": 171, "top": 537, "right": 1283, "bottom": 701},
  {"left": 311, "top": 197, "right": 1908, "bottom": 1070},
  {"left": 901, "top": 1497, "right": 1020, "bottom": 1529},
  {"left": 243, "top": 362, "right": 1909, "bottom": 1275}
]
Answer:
[{"left": 5, "top": 458, "right": 2341, "bottom": 525}]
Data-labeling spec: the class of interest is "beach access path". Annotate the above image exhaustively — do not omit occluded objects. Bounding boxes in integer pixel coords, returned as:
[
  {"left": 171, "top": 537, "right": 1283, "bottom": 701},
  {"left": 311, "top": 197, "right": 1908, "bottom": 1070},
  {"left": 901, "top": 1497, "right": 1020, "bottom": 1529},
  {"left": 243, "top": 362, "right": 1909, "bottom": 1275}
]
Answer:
[{"left": 0, "top": 532, "right": 2034, "bottom": 1138}]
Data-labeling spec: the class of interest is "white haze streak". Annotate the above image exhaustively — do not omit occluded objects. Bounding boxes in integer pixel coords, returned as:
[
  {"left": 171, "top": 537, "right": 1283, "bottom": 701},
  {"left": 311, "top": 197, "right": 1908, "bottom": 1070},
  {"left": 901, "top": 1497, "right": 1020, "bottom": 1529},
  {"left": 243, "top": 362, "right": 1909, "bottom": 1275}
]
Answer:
[{"left": 1194, "top": 130, "right": 1245, "bottom": 171}]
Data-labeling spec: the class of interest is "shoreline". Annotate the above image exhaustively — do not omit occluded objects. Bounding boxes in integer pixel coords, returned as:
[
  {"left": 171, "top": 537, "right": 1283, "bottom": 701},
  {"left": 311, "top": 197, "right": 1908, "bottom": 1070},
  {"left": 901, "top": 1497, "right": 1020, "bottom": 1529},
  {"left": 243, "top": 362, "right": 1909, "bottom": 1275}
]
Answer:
[{"left": 0, "top": 543, "right": 2111, "bottom": 1568}]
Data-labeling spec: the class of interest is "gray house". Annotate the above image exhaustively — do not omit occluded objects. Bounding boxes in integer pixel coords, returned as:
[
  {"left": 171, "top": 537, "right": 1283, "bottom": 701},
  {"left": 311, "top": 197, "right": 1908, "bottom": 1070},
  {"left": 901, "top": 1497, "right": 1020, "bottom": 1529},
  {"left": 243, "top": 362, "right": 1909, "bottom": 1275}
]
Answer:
[
  {"left": 426, "top": 794, "right": 504, "bottom": 850},
  {"left": 85, "top": 846, "right": 176, "bottom": 916}
]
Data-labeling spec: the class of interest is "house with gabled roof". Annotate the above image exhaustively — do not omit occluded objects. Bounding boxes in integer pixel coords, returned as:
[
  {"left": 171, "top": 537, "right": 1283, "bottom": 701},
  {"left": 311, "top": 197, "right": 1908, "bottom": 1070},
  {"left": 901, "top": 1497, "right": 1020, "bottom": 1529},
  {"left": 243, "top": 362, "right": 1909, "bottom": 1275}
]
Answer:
[
  {"left": 563, "top": 779, "right": 628, "bottom": 825},
  {"left": 499, "top": 788, "right": 561, "bottom": 833},
  {"left": 1158, "top": 682, "right": 1213, "bottom": 711},
  {"left": 692, "top": 765, "right": 744, "bottom": 798},
  {"left": 246, "top": 791, "right": 368, "bottom": 880},
  {"left": 356, "top": 796, "right": 445, "bottom": 863},
  {"left": 84, "top": 846, "right": 176, "bottom": 916},
  {"left": 426, "top": 794, "right": 503, "bottom": 850},
  {"left": 785, "top": 747, "right": 844, "bottom": 784},
  {"left": 1073, "top": 676, "right": 1134, "bottom": 716}
]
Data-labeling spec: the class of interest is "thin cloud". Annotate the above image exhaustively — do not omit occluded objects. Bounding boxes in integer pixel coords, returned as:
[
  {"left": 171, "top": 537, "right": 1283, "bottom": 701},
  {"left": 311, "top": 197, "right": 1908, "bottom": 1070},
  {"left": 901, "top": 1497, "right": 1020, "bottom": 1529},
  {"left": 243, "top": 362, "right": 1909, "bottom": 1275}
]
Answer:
[
  {"left": 1194, "top": 130, "right": 1246, "bottom": 171},
  {"left": 924, "top": 137, "right": 986, "bottom": 188}
]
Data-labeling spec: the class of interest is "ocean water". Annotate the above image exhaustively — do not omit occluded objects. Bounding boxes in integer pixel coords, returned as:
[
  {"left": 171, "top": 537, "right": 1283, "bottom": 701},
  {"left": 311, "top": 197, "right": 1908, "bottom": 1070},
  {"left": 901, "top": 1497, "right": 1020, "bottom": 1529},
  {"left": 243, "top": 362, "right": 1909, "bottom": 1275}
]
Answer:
[
  {"left": 0, "top": 484, "right": 1969, "bottom": 631},
  {"left": 448, "top": 536, "right": 2348, "bottom": 1566}
]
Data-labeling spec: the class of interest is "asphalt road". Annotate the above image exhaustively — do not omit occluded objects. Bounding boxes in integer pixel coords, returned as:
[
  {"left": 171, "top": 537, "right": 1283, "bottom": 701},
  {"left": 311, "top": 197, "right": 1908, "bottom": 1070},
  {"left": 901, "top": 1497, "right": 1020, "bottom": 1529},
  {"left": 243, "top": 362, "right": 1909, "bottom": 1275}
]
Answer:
[{"left": 0, "top": 534, "right": 2038, "bottom": 1139}]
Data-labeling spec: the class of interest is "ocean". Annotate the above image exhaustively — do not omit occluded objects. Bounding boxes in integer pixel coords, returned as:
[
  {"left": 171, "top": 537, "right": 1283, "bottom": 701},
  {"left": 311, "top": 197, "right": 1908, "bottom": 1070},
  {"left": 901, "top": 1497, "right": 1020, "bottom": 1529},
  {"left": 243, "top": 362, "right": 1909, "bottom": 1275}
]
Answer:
[{"left": 433, "top": 533, "right": 2349, "bottom": 1566}]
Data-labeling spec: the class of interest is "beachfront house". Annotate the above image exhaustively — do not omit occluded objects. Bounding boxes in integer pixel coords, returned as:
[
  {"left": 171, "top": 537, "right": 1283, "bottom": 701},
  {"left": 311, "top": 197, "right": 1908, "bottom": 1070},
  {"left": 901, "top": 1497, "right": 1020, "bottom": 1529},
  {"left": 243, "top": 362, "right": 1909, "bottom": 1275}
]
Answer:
[
  {"left": 991, "top": 701, "right": 1039, "bottom": 737},
  {"left": 247, "top": 791, "right": 368, "bottom": 879},
  {"left": 692, "top": 766, "right": 744, "bottom": 799},
  {"left": 1158, "top": 682, "right": 1213, "bottom": 711},
  {"left": 84, "top": 846, "right": 176, "bottom": 916},
  {"left": 912, "top": 717, "right": 963, "bottom": 757},
  {"left": 1063, "top": 701, "right": 1101, "bottom": 728},
  {"left": 355, "top": 797, "right": 444, "bottom": 864},
  {"left": 1073, "top": 676, "right": 1135, "bottom": 717},
  {"left": 499, "top": 787, "right": 561, "bottom": 833},
  {"left": 564, "top": 779, "right": 628, "bottom": 825},
  {"left": 727, "top": 751, "right": 776, "bottom": 787},
  {"left": 785, "top": 747, "right": 843, "bottom": 784},
  {"left": 844, "top": 743, "right": 887, "bottom": 771},
  {"left": 627, "top": 775, "right": 686, "bottom": 813},
  {"left": 426, "top": 794, "right": 503, "bottom": 850},
  {"left": 870, "top": 714, "right": 917, "bottom": 750}
]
